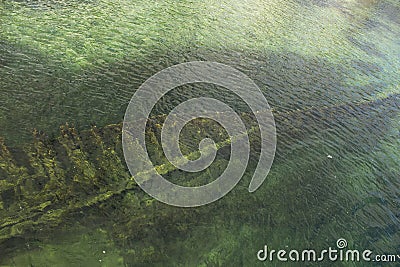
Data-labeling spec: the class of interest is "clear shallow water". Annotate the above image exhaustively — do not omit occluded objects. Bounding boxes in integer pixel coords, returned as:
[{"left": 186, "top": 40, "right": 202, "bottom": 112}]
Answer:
[{"left": 0, "top": 0, "right": 399, "bottom": 266}]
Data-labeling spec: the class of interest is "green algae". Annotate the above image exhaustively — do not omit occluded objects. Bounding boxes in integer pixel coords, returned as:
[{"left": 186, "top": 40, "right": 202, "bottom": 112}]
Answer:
[
  {"left": 0, "top": 0, "right": 399, "bottom": 265},
  {"left": 6, "top": 228, "right": 125, "bottom": 266},
  {"left": 1, "top": 0, "right": 395, "bottom": 67},
  {"left": 0, "top": 93, "right": 398, "bottom": 265}
]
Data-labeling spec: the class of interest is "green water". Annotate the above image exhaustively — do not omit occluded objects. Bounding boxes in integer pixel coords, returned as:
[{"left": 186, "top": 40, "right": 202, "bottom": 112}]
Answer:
[{"left": 0, "top": 0, "right": 399, "bottom": 266}]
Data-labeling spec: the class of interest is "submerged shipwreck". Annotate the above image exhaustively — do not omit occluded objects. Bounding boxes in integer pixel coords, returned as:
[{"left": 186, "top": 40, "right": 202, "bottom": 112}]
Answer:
[
  {"left": 1, "top": 0, "right": 400, "bottom": 265},
  {"left": 0, "top": 92, "right": 399, "bottom": 263}
]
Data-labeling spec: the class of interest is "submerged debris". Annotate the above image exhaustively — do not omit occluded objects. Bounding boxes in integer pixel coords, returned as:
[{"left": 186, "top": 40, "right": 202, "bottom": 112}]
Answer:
[{"left": 0, "top": 93, "right": 398, "bottom": 262}]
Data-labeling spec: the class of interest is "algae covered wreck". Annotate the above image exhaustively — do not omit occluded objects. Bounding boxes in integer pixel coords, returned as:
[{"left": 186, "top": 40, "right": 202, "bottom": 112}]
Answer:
[
  {"left": 0, "top": 0, "right": 400, "bottom": 265},
  {"left": 1, "top": 93, "right": 399, "bottom": 264}
]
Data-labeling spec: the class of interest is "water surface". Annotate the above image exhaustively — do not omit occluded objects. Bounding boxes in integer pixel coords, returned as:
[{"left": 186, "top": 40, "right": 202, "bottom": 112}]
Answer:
[{"left": 0, "top": 0, "right": 399, "bottom": 265}]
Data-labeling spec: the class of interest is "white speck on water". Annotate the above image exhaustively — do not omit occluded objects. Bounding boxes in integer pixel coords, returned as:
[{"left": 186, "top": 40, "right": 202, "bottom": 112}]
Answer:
[
  {"left": 327, "top": 155, "right": 333, "bottom": 159},
  {"left": 103, "top": 250, "right": 106, "bottom": 254}
]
